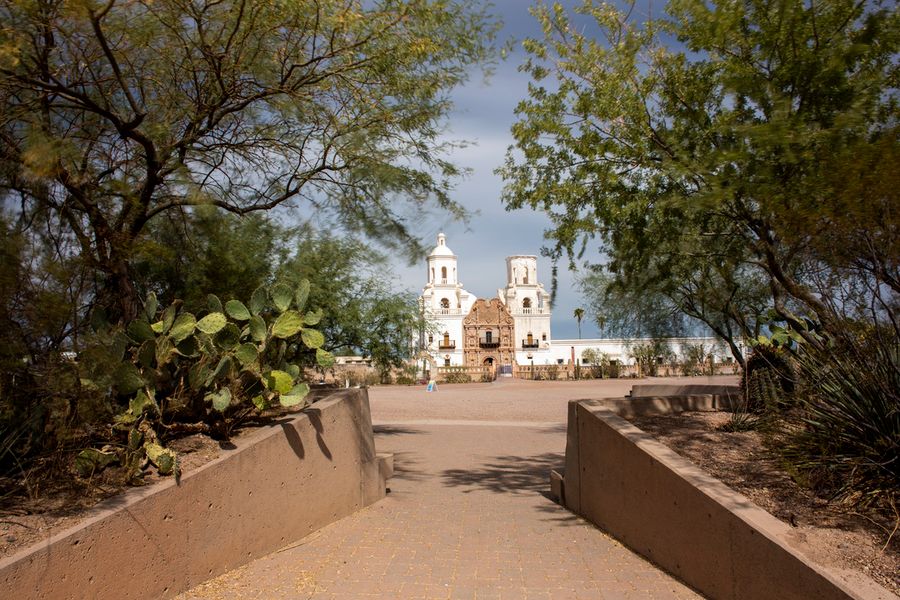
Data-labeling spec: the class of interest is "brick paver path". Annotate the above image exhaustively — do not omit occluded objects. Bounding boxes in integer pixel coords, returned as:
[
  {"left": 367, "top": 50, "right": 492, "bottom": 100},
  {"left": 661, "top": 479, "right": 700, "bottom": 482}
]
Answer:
[{"left": 180, "top": 377, "right": 735, "bottom": 599}]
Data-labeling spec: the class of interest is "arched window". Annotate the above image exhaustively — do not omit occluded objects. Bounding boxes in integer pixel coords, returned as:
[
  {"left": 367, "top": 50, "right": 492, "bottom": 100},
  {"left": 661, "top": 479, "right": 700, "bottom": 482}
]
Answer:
[
  {"left": 440, "top": 298, "right": 450, "bottom": 309},
  {"left": 430, "top": 267, "right": 434, "bottom": 282},
  {"left": 522, "top": 298, "right": 532, "bottom": 309},
  {"left": 443, "top": 332, "right": 450, "bottom": 346},
  {"left": 542, "top": 333, "right": 547, "bottom": 341},
  {"left": 527, "top": 332, "right": 534, "bottom": 345},
  {"left": 441, "top": 266, "right": 447, "bottom": 281},
  {"left": 523, "top": 270, "right": 529, "bottom": 284}
]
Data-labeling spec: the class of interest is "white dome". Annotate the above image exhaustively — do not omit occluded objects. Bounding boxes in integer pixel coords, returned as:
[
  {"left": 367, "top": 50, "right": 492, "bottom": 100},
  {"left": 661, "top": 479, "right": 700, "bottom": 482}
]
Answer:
[{"left": 428, "top": 233, "right": 455, "bottom": 258}]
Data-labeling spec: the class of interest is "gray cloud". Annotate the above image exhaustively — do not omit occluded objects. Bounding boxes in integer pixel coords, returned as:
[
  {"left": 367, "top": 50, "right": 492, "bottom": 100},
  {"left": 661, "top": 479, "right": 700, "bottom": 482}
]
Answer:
[{"left": 388, "top": 1, "right": 621, "bottom": 340}]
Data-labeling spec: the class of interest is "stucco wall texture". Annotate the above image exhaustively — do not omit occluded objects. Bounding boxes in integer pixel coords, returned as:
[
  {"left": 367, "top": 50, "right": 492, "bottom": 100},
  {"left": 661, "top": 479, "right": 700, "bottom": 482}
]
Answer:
[
  {"left": 564, "top": 397, "right": 896, "bottom": 600},
  {"left": 0, "top": 389, "right": 387, "bottom": 600}
]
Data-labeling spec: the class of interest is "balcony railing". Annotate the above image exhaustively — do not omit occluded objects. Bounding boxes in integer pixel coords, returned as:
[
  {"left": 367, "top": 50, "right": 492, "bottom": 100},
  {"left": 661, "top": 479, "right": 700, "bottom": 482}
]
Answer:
[
  {"left": 521, "top": 340, "right": 540, "bottom": 349},
  {"left": 479, "top": 339, "right": 501, "bottom": 348},
  {"left": 513, "top": 307, "right": 550, "bottom": 315},
  {"left": 433, "top": 308, "right": 462, "bottom": 315},
  {"left": 438, "top": 341, "right": 456, "bottom": 350}
]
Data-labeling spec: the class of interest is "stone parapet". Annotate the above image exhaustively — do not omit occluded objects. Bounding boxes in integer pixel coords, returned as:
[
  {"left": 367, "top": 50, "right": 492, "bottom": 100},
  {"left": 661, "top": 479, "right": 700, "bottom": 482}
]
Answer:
[{"left": 0, "top": 389, "right": 388, "bottom": 600}]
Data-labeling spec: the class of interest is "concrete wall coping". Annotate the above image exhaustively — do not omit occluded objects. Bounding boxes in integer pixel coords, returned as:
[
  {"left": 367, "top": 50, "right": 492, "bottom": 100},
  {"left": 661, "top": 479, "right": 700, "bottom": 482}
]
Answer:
[{"left": 628, "top": 383, "right": 742, "bottom": 399}]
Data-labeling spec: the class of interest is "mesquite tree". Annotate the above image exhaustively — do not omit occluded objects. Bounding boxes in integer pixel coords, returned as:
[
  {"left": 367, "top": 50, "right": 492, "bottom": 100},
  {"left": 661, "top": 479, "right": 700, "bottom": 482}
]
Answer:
[
  {"left": 500, "top": 0, "right": 899, "bottom": 349},
  {"left": 0, "top": 0, "right": 497, "bottom": 321}
]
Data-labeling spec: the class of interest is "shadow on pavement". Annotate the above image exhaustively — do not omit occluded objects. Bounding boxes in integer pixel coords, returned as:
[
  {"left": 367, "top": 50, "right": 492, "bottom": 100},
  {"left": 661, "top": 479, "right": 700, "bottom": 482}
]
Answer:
[
  {"left": 440, "top": 452, "right": 564, "bottom": 496},
  {"left": 439, "top": 452, "right": 585, "bottom": 525},
  {"left": 384, "top": 450, "right": 429, "bottom": 483},
  {"left": 536, "top": 423, "right": 567, "bottom": 435},
  {"left": 372, "top": 424, "right": 428, "bottom": 437}
]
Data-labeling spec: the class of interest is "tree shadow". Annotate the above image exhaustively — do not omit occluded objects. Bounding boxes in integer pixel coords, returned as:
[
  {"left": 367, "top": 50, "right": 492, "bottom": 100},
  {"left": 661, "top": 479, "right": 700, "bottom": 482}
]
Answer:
[
  {"left": 385, "top": 450, "right": 429, "bottom": 483},
  {"left": 372, "top": 425, "right": 428, "bottom": 437},
  {"left": 440, "top": 452, "right": 588, "bottom": 526},
  {"left": 536, "top": 423, "right": 567, "bottom": 435},
  {"left": 441, "top": 452, "right": 564, "bottom": 496}
]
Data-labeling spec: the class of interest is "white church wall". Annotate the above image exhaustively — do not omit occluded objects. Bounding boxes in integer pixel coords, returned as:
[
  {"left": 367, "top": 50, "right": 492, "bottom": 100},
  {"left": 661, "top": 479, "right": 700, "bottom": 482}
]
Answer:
[
  {"left": 418, "top": 233, "right": 741, "bottom": 372},
  {"left": 425, "top": 314, "right": 466, "bottom": 366}
]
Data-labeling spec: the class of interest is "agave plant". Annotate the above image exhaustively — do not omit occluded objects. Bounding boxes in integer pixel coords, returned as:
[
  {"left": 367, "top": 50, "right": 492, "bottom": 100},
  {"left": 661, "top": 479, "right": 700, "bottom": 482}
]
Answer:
[{"left": 779, "top": 331, "right": 899, "bottom": 511}]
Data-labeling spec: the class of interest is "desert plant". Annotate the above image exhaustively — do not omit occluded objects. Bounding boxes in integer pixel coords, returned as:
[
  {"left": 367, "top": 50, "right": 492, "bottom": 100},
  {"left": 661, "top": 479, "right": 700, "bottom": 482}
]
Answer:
[
  {"left": 719, "top": 394, "right": 762, "bottom": 432},
  {"left": 442, "top": 370, "right": 472, "bottom": 384},
  {"left": 778, "top": 334, "right": 899, "bottom": 511},
  {"left": 741, "top": 345, "right": 796, "bottom": 414},
  {"left": 76, "top": 281, "right": 334, "bottom": 483},
  {"left": 545, "top": 364, "right": 559, "bottom": 381},
  {"left": 581, "top": 348, "right": 612, "bottom": 378},
  {"left": 628, "top": 340, "right": 671, "bottom": 377},
  {"left": 681, "top": 342, "right": 714, "bottom": 376}
]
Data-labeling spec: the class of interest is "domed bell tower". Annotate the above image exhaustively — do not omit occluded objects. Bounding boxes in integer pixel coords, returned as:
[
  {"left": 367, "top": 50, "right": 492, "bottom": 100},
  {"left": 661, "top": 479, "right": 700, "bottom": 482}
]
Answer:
[{"left": 427, "top": 232, "right": 458, "bottom": 289}]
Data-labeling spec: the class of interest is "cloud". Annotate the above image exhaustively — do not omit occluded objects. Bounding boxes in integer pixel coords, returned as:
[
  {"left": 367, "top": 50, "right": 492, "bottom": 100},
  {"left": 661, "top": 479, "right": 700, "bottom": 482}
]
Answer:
[{"left": 386, "top": 1, "right": 617, "bottom": 340}]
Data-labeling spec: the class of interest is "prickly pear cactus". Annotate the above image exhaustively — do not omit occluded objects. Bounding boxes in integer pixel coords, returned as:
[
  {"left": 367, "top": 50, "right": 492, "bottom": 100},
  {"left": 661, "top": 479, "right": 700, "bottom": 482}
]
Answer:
[{"left": 78, "top": 280, "right": 333, "bottom": 482}]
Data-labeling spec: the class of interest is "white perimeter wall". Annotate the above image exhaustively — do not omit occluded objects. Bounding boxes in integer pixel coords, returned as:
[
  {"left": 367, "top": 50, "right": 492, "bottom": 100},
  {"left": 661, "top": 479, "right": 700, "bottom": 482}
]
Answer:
[{"left": 546, "top": 337, "right": 740, "bottom": 366}]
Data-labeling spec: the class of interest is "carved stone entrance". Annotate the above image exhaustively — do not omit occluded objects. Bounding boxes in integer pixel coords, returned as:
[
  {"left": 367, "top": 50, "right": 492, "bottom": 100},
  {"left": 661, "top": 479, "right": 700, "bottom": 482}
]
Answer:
[{"left": 462, "top": 299, "right": 516, "bottom": 367}]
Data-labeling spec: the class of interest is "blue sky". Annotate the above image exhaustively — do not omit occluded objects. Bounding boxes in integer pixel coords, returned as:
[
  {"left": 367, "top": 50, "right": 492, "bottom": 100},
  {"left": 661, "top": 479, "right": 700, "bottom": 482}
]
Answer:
[{"left": 386, "top": 1, "right": 609, "bottom": 339}]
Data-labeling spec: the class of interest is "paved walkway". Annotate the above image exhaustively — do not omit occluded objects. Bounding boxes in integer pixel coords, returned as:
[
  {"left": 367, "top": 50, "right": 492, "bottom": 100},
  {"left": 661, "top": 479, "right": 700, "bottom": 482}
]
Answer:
[{"left": 179, "top": 377, "right": 734, "bottom": 599}]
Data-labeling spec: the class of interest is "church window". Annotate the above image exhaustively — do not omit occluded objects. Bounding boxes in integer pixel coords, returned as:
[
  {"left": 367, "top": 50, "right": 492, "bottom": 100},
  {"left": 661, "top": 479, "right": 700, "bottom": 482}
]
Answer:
[
  {"left": 443, "top": 332, "right": 450, "bottom": 346},
  {"left": 440, "top": 298, "right": 450, "bottom": 309},
  {"left": 428, "top": 334, "right": 433, "bottom": 343},
  {"left": 441, "top": 266, "right": 447, "bottom": 281},
  {"left": 523, "top": 270, "right": 529, "bottom": 284},
  {"left": 485, "top": 331, "right": 493, "bottom": 343},
  {"left": 444, "top": 358, "right": 451, "bottom": 367},
  {"left": 542, "top": 333, "right": 547, "bottom": 341},
  {"left": 522, "top": 298, "right": 532, "bottom": 309},
  {"left": 527, "top": 333, "right": 534, "bottom": 345}
]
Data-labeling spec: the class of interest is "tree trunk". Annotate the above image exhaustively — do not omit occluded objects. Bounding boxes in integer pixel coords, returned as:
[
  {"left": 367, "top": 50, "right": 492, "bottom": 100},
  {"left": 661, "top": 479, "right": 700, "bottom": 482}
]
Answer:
[{"left": 98, "top": 252, "right": 142, "bottom": 324}]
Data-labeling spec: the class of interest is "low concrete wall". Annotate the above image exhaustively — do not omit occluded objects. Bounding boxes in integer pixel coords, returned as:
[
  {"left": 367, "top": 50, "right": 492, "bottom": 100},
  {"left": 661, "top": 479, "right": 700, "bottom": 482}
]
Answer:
[
  {"left": 0, "top": 389, "right": 388, "bottom": 600},
  {"left": 564, "top": 398, "right": 895, "bottom": 600},
  {"left": 629, "top": 383, "right": 741, "bottom": 399}
]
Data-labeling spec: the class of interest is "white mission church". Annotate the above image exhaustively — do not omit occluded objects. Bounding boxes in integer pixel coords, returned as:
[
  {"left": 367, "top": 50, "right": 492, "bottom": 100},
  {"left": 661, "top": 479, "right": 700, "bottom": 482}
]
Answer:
[{"left": 419, "top": 233, "right": 738, "bottom": 372}]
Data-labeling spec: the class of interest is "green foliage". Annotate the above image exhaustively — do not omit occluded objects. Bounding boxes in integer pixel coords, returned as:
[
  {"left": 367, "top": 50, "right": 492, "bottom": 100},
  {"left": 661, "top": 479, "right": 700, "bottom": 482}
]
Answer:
[
  {"left": 276, "top": 225, "right": 428, "bottom": 376},
  {"left": 581, "top": 348, "right": 612, "bottom": 378},
  {"left": 573, "top": 307, "right": 585, "bottom": 339},
  {"left": 502, "top": 0, "right": 900, "bottom": 356},
  {"left": 719, "top": 408, "right": 761, "bottom": 433},
  {"left": 628, "top": 340, "right": 673, "bottom": 377},
  {"left": 681, "top": 343, "right": 717, "bottom": 377},
  {"left": 1, "top": 1, "right": 498, "bottom": 320},
  {"left": 778, "top": 333, "right": 899, "bottom": 510},
  {"left": 78, "top": 282, "right": 334, "bottom": 482},
  {"left": 752, "top": 312, "right": 825, "bottom": 351}
]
